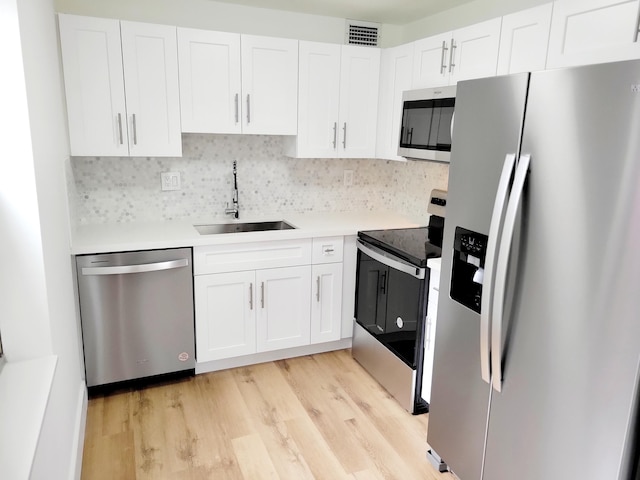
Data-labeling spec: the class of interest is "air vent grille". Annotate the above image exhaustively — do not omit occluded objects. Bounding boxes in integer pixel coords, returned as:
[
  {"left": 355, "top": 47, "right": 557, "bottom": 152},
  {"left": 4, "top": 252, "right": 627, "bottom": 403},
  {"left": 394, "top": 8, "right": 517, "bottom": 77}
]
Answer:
[{"left": 346, "top": 20, "right": 380, "bottom": 47}]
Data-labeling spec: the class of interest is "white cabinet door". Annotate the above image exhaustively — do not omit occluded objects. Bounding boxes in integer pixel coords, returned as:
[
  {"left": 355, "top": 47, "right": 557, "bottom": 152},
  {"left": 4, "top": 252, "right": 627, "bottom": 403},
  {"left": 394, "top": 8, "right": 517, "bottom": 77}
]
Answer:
[
  {"left": 412, "top": 19, "right": 501, "bottom": 88},
  {"left": 177, "top": 28, "right": 242, "bottom": 134},
  {"left": 58, "top": 14, "right": 129, "bottom": 157},
  {"left": 497, "top": 3, "right": 553, "bottom": 75},
  {"left": 241, "top": 35, "right": 298, "bottom": 135},
  {"left": 547, "top": 0, "right": 640, "bottom": 68},
  {"left": 449, "top": 18, "right": 502, "bottom": 83},
  {"left": 376, "top": 43, "right": 413, "bottom": 161},
  {"left": 256, "top": 266, "right": 311, "bottom": 352},
  {"left": 195, "top": 271, "right": 256, "bottom": 362},
  {"left": 287, "top": 43, "right": 380, "bottom": 159},
  {"left": 412, "top": 32, "right": 452, "bottom": 88},
  {"left": 311, "top": 263, "right": 343, "bottom": 344},
  {"left": 338, "top": 45, "right": 381, "bottom": 158},
  {"left": 120, "top": 21, "right": 182, "bottom": 157},
  {"left": 296, "top": 41, "right": 342, "bottom": 157}
]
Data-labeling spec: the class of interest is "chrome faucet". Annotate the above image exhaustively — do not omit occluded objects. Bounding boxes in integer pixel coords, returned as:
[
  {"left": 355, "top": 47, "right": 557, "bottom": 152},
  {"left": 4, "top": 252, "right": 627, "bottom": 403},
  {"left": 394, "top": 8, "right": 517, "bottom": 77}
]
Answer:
[{"left": 224, "top": 160, "right": 239, "bottom": 219}]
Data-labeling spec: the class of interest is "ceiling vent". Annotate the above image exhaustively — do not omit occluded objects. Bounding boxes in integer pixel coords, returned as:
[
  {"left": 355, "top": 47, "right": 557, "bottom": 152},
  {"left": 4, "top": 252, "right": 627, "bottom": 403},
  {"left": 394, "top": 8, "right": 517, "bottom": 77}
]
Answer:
[{"left": 345, "top": 20, "right": 380, "bottom": 47}]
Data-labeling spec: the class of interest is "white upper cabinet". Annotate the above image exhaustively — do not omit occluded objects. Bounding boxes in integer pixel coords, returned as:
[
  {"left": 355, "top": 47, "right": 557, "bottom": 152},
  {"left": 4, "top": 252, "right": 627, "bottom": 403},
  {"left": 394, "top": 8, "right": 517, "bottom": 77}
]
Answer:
[
  {"left": 288, "top": 42, "right": 380, "bottom": 158},
  {"left": 177, "top": 29, "right": 242, "bottom": 134},
  {"left": 547, "top": 0, "right": 640, "bottom": 68},
  {"left": 177, "top": 31, "right": 297, "bottom": 135},
  {"left": 58, "top": 14, "right": 129, "bottom": 157},
  {"left": 376, "top": 43, "right": 414, "bottom": 161},
  {"left": 241, "top": 35, "right": 298, "bottom": 135},
  {"left": 412, "top": 18, "right": 502, "bottom": 88},
  {"left": 58, "top": 14, "right": 181, "bottom": 157},
  {"left": 497, "top": 3, "right": 553, "bottom": 75},
  {"left": 295, "top": 41, "right": 342, "bottom": 157},
  {"left": 338, "top": 45, "right": 381, "bottom": 158},
  {"left": 412, "top": 32, "right": 452, "bottom": 88},
  {"left": 449, "top": 18, "right": 502, "bottom": 84},
  {"left": 120, "top": 21, "right": 182, "bottom": 157}
]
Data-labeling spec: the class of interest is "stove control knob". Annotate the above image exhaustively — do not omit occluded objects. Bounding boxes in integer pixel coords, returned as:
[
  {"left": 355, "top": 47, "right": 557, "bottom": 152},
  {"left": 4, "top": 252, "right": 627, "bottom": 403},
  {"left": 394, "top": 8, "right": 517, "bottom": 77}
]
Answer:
[{"left": 396, "top": 317, "right": 404, "bottom": 329}]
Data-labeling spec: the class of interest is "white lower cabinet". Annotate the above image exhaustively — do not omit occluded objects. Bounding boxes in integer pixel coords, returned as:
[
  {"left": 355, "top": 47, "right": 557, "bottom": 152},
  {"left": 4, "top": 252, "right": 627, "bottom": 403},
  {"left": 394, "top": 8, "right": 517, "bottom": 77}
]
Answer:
[
  {"left": 311, "top": 262, "right": 343, "bottom": 344},
  {"left": 256, "top": 266, "right": 311, "bottom": 352},
  {"left": 195, "top": 271, "right": 255, "bottom": 362},
  {"left": 194, "top": 237, "right": 345, "bottom": 366}
]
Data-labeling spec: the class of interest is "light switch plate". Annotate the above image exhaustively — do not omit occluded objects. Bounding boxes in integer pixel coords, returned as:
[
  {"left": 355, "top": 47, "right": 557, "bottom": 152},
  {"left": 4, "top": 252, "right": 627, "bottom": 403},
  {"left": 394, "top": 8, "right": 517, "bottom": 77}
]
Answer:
[{"left": 161, "top": 172, "right": 181, "bottom": 191}]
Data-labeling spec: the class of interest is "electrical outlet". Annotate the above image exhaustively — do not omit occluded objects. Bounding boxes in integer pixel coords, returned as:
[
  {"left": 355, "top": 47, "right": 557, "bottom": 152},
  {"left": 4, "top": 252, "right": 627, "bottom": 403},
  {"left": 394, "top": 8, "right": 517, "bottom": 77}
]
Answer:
[
  {"left": 344, "top": 170, "right": 354, "bottom": 187},
  {"left": 161, "top": 172, "right": 181, "bottom": 191}
]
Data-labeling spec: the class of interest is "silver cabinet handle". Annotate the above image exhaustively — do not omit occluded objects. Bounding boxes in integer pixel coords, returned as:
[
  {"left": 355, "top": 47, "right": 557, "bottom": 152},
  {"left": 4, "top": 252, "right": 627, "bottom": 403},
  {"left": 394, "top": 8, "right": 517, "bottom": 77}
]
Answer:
[
  {"left": 491, "top": 153, "right": 531, "bottom": 393},
  {"left": 132, "top": 113, "right": 138, "bottom": 145},
  {"left": 480, "top": 153, "right": 516, "bottom": 385},
  {"left": 316, "top": 276, "right": 320, "bottom": 302},
  {"left": 81, "top": 258, "right": 188, "bottom": 276},
  {"left": 249, "top": 282, "right": 253, "bottom": 310},
  {"left": 260, "top": 281, "right": 264, "bottom": 308},
  {"left": 448, "top": 39, "right": 456, "bottom": 73},
  {"left": 342, "top": 123, "right": 347, "bottom": 149},
  {"left": 234, "top": 93, "right": 239, "bottom": 124},
  {"left": 246, "top": 94, "right": 251, "bottom": 124},
  {"left": 324, "top": 248, "right": 334, "bottom": 254},
  {"left": 440, "top": 40, "right": 448, "bottom": 74},
  {"left": 332, "top": 122, "right": 337, "bottom": 149},
  {"left": 117, "top": 113, "right": 124, "bottom": 145}
]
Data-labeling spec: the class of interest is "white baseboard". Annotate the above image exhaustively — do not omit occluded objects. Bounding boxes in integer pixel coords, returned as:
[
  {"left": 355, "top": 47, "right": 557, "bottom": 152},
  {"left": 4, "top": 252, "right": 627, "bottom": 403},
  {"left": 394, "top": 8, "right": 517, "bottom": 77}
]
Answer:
[
  {"left": 69, "top": 382, "right": 87, "bottom": 480},
  {"left": 195, "top": 338, "right": 352, "bottom": 374}
]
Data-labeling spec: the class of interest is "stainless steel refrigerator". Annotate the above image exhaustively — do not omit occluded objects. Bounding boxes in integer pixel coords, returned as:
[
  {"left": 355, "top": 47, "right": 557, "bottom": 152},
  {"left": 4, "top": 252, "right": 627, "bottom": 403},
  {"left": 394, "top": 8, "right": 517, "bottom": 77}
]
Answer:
[{"left": 427, "top": 60, "right": 640, "bottom": 480}]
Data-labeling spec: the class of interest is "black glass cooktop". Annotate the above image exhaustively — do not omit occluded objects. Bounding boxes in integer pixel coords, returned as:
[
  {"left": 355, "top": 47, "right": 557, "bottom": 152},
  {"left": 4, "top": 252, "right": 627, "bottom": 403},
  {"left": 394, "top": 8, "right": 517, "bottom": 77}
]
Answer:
[{"left": 358, "top": 226, "right": 442, "bottom": 267}]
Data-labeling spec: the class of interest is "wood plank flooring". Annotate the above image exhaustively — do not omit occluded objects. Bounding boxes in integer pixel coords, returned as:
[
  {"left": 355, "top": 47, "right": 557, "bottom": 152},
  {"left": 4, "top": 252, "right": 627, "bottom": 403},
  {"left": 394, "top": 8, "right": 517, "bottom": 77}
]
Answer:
[{"left": 81, "top": 349, "right": 455, "bottom": 480}]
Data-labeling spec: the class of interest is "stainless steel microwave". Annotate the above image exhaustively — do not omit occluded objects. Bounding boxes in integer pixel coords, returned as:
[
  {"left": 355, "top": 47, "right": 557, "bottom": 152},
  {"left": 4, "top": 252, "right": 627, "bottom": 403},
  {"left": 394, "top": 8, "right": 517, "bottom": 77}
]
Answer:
[{"left": 398, "top": 85, "right": 456, "bottom": 162}]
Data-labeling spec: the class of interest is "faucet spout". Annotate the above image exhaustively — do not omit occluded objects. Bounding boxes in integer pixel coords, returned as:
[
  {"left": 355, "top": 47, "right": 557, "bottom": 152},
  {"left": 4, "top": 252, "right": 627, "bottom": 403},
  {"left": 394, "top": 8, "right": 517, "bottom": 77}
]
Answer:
[{"left": 225, "top": 160, "right": 239, "bottom": 219}]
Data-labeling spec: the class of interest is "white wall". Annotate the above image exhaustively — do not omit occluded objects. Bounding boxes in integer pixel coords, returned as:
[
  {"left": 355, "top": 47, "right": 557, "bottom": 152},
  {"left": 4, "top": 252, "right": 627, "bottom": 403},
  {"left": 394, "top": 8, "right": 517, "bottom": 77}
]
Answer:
[
  {"left": 0, "top": 0, "right": 85, "bottom": 477},
  {"left": 402, "top": 0, "right": 551, "bottom": 42}
]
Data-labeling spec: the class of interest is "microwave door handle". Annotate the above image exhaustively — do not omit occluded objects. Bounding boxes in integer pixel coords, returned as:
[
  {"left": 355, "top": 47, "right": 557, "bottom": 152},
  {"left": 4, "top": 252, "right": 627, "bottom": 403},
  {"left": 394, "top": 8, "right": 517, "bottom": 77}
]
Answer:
[
  {"left": 480, "top": 153, "right": 517, "bottom": 385},
  {"left": 409, "top": 127, "right": 414, "bottom": 145},
  {"left": 491, "top": 153, "right": 531, "bottom": 393}
]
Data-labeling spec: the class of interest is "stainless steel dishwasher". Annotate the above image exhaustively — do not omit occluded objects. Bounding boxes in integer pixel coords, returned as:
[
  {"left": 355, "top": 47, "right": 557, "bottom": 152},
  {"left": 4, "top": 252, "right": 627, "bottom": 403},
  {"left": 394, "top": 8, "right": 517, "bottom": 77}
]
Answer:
[{"left": 76, "top": 248, "right": 195, "bottom": 387}]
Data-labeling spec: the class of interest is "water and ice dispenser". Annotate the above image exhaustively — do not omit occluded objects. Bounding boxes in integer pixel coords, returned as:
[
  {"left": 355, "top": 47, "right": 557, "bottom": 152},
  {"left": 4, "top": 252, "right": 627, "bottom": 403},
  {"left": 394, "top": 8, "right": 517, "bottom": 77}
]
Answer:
[{"left": 450, "top": 227, "right": 488, "bottom": 313}]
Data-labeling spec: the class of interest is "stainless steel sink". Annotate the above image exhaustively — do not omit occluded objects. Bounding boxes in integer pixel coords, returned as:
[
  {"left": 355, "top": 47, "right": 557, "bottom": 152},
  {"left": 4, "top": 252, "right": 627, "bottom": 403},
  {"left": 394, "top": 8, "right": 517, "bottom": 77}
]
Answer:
[{"left": 194, "top": 220, "right": 296, "bottom": 235}]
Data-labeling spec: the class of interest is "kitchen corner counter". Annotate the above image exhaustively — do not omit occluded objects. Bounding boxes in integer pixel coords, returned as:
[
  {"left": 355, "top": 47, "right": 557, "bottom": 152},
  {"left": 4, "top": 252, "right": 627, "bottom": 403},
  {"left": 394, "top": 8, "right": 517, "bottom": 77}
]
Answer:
[{"left": 71, "top": 212, "right": 424, "bottom": 255}]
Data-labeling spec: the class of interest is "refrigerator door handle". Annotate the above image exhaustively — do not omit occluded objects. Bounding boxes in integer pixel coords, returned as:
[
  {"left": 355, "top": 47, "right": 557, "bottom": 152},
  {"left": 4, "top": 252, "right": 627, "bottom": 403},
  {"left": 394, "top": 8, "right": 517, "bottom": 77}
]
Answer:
[
  {"left": 491, "top": 153, "right": 531, "bottom": 393},
  {"left": 480, "top": 153, "right": 517, "bottom": 385}
]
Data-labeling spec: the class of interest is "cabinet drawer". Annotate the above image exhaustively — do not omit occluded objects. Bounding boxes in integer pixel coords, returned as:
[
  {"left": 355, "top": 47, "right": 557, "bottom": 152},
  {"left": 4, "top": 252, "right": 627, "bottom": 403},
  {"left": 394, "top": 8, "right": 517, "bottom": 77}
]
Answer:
[
  {"left": 312, "top": 236, "right": 344, "bottom": 264},
  {"left": 194, "top": 239, "right": 312, "bottom": 274}
]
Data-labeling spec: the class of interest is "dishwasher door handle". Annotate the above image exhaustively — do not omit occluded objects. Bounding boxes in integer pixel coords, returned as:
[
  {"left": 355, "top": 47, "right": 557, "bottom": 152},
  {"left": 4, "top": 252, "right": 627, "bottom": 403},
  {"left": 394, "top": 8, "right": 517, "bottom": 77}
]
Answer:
[{"left": 81, "top": 258, "right": 189, "bottom": 276}]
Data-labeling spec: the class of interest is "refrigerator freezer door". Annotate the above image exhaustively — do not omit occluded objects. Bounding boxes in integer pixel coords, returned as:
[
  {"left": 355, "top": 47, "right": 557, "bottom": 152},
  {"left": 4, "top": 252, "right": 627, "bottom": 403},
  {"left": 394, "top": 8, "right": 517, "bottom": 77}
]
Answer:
[
  {"left": 427, "top": 73, "right": 529, "bottom": 480},
  {"left": 483, "top": 60, "right": 640, "bottom": 479}
]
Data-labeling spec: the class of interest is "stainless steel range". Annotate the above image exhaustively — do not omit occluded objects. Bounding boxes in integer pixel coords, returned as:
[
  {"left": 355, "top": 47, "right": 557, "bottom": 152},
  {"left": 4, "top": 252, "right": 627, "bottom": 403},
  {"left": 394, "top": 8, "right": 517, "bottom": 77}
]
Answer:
[{"left": 353, "top": 189, "right": 446, "bottom": 414}]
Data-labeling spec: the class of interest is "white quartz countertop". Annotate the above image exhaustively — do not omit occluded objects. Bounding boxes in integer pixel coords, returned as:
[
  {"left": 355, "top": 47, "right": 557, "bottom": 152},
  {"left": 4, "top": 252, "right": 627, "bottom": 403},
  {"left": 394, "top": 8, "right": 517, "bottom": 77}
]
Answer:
[{"left": 71, "top": 211, "right": 424, "bottom": 255}]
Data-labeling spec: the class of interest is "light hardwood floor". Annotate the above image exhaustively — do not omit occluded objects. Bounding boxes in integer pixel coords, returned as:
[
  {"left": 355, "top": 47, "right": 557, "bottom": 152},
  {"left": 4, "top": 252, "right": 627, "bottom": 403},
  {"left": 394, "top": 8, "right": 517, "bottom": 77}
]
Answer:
[{"left": 81, "top": 349, "right": 454, "bottom": 479}]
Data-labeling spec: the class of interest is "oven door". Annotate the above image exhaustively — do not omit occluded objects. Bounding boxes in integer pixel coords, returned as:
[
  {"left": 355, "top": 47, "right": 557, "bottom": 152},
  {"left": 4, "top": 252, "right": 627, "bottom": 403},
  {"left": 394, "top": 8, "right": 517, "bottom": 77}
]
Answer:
[{"left": 355, "top": 240, "right": 427, "bottom": 368}]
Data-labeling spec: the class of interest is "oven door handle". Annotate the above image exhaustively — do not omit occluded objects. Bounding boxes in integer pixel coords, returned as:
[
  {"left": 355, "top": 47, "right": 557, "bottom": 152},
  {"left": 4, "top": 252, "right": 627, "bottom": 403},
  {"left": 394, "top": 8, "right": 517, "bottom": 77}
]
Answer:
[{"left": 357, "top": 240, "right": 426, "bottom": 279}]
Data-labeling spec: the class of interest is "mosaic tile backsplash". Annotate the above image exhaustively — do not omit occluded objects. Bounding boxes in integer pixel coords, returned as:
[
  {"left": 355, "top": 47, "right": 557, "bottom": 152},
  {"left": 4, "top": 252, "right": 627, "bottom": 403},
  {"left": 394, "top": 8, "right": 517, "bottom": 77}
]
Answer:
[{"left": 68, "top": 134, "right": 449, "bottom": 226}]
